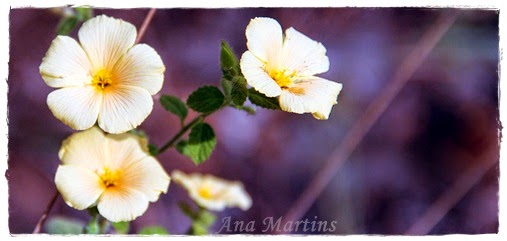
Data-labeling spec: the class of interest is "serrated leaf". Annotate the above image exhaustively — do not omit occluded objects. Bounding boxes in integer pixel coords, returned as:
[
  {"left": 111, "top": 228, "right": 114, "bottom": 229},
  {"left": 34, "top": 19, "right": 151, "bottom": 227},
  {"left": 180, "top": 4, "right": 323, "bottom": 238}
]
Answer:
[
  {"left": 231, "top": 76, "right": 248, "bottom": 106},
  {"left": 56, "top": 16, "right": 78, "bottom": 35},
  {"left": 138, "top": 226, "right": 169, "bottom": 235},
  {"left": 111, "top": 221, "right": 130, "bottom": 234},
  {"left": 175, "top": 139, "right": 189, "bottom": 155},
  {"left": 187, "top": 86, "right": 225, "bottom": 113},
  {"left": 45, "top": 216, "right": 84, "bottom": 234},
  {"left": 160, "top": 95, "right": 188, "bottom": 121},
  {"left": 220, "top": 41, "right": 240, "bottom": 79},
  {"left": 185, "top": 123, "right": 216, "bottom": 165},
  {"left": 248, "top": 88, "right": 281, "bottom": 110}
]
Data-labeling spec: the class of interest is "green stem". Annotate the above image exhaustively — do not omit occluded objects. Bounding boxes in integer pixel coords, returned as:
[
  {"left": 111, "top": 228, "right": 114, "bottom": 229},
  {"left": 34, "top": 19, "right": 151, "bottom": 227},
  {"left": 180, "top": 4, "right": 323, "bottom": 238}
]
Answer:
[
  {"left": 156, "top": 101, "right": 229, "bottom": 156},
  {"left": 156, "top": 113, "right": 205, "bottom": 155}
]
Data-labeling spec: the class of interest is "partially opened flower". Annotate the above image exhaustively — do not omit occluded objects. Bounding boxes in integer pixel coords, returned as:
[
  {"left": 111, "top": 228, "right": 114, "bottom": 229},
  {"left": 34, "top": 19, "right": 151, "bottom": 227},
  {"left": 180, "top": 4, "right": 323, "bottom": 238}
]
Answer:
[
  {"left": 40, "top": 15, "right": 165, "bottom": 134},
  {"left": 240, "top": 17, "right": 342, "bottom": 120},
  {"left": 171, "top": 170, "right": 252, "bottom": 211},
  {"left": 55, "top": 127, "right": 170, "bottom": 222}
]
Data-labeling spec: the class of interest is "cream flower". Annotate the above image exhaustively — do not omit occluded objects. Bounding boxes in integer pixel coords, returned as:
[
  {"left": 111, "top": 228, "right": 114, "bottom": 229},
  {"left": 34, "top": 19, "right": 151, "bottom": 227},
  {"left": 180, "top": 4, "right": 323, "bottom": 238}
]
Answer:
[
  {"left": 240, "top": 17, "right": 342, "bottom": 120},
  {"left": 171, "top": 170, "right": 252, "bottom": 211},
  {"left": 55, "top": 127, "right": 170, "bottom": 222},
  {"left": 40, "top": 15, "right": 165, "bottom": 134}
]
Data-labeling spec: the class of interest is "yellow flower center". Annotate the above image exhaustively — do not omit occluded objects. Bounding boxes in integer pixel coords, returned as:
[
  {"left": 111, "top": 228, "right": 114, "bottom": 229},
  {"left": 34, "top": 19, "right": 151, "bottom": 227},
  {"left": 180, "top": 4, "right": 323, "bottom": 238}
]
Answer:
[
  {"left": 269, "top": 69, "right": 295, "bottom": 88},
  {"left": 198, "top": 185, "right": 214, "bottom": 199},
  {"left": 99, "top": 167, "right": 122, "bottom": 188},
  {"left": 92, "top": 69, "right": 113, "bottom": 90}
]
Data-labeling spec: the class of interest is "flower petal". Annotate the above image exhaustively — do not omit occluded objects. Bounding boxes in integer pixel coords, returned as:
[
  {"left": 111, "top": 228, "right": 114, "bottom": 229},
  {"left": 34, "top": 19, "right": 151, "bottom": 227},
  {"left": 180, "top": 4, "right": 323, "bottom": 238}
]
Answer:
[
  {"left": 281, "top": 27, "right": 329, "bottom": 76},
  {"left": 121, "top": 156, "right": 170, "bottom": 202},
  {"left": 39, "top": 36, "right": 93, "bottom": 88},
  {"left": 222, "top": 183, "right": 252, "bottom": 211},
  {"left": 112, "top": 44, "right": 165, "bottom": 95},
  {"left": 55, "top": 165, "right": 105, "bottom": 210},
  {"left": 47, "top": 86, "right": 102, "bottom": 131},
  {"left": 279, "top": 77, "right": 342, "bottom": 119},
  {"left": 97, "top": 187, "right": 149, "bottom": 222},
  {"left": 98, "top": 85, "right": 153, "bottom": 134},
  {"left": 58, "top": 127, "right": 108, "bottom": 170},
  {"left": 245, "top": 17, "right": 283, "bottom": 64},
  {"left": 78, "top": 15, "right": 137, "bottom": 71},
  {"left": 104, "top": 133, "right": 148, "bottom": 170},
  {"left": 240, "top": 51, "right": 282, "bottom": 97}
]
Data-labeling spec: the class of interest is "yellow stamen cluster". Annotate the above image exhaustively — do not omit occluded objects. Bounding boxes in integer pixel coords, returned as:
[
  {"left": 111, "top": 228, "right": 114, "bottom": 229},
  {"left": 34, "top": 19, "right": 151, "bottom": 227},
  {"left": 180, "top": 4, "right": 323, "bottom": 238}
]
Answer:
[
  {"left": 198, "top": 185, "right": 214, "bottom": 199},
  {"left": 269, "top": 69, "right": 295, "bottom": 88},
  {"left": 99, "top": 167, "right": 121, "bottom": 188},
  {"left": 92, "top": 69, "right": 113, "bottom": 90}
]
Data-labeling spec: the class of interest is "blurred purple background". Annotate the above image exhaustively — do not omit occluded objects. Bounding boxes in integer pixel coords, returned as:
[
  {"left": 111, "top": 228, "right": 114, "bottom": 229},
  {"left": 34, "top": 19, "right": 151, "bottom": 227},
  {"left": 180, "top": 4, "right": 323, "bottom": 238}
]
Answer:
[{"left": 8, "top": 8, "right": 499, "bottom": 234}]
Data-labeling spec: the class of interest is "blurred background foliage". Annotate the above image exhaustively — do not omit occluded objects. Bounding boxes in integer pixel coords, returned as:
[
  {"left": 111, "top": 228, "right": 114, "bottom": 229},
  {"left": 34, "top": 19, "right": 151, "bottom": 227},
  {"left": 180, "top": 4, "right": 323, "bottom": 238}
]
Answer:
[{"left": 8, "top": 8, "right": 498, "bottom": 234}]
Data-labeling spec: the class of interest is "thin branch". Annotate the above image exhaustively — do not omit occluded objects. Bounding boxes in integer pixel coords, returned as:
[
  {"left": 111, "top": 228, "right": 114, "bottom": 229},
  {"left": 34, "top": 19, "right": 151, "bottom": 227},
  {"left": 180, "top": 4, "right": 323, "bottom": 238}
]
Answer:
[
  {"left": 33, "top": 9, "right": 158, "bottom": 234},
  {"left": 405, "top": 146, "right": 498, "bottom": 235},
  {"left": 157, "top": 114, "right": 205, "bottom": 155},
  {"left": 32, "top": 190, "right": 59, "bottom": 234},
  {"left": 135, "top": 8, "right": 157, "bottom": 44},
  {"left": 275, "top": 10, "right": 459, "bottom": 234}
]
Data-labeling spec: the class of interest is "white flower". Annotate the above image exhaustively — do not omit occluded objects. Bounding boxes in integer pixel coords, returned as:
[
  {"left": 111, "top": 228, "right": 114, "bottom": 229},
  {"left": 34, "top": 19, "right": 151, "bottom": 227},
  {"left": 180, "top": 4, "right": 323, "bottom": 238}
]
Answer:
[
  {"left": 40, "top": 15, "right": 165, "bottom": 134},
  {"left": 55, "top": 127, "right": 170, "bottom": 222},
  {"left": 240, "top": 17, "right": 342, "bottom": 120},
  {"left": 171, "top": 170, "right": 252, "bottom": 211}
]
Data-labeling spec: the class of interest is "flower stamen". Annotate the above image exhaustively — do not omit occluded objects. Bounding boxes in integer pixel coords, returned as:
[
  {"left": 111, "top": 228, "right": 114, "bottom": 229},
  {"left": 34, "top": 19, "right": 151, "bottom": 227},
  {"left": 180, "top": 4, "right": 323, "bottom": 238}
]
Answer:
[
  {"left": 99, "top": 167, "right": 121, "bottom": 188},
  {"left": 269, "top": 69, "right": 295, "bottom": 89},
  {"left": 92, "top": 69, "right": 113, "bottom": 90},
  {"left": 198, "top": 185, "right": 214, "bottom": 199}
]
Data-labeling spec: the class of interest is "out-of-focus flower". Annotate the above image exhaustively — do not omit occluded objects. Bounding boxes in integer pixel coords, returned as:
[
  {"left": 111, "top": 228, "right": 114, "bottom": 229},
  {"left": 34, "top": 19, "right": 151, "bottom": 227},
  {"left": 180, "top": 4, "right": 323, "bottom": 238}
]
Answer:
[
  {"left": 55, "top": 127, "right": 170, "bottom": 222},
  {"left": 40, "top": 15, "right": 165, "bottom": 134},
  {"left": 171, "top": 170, "right": 252, "bottom": 211},
  {"left": 240, "top": 17, "right": 342, "bottom": 120}
]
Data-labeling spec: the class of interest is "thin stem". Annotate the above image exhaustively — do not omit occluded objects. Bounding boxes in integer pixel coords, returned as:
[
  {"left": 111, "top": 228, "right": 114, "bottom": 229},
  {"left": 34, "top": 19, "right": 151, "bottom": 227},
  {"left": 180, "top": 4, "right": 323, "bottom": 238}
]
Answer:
[
  {"left": 135, "top": 8, "right": 157, "bottom": 44},
  {"left": 275, "top": 10, "right": 459, "bottom": 234},
  {"left": 157, "top": 114, "right": 206, "bottom": 155},
  {"left": 405, "top": 146, "right": 498, "bottom": 235},
  {"left": 32, "top": 190, "right": 59, "bottom": 234}
]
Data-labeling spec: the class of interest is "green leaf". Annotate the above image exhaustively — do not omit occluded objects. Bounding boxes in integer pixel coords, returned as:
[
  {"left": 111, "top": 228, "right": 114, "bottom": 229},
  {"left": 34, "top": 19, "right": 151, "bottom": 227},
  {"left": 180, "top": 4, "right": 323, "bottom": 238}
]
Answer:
[
  {"left": 230, "top": 76, "right": 248, "bottom": 106},
  {"left": 56, "top": 16, "right": 79, "bottom": 35},
  {"left": 148, "top": 144, "right": 159, "bottom": 156},
  {"left": 175, "top": 139, "right": 189, "bottom": 155},
  {"left": 160, "top": 95, "right": 188, "bottom": 121},
  {"left": 111, "top": 221, "right": 130, "bottom": 234},
  {"left": 221, "top": 77, "right": 233, "bottom": 99},
  {"left": 138, "top": 226, "right": 169, "bottom": 235},
  {"left": 75, "top": 7, "right": 93, "bottom": 21},
  {"left": 178, "top": 202, "right": 197, "bottom": 219},
  {"left": 190, "top": 222, "right": 208, "bottom": 235},
  {"left": 45, "top": 216, "right": 84, "bottom": 234},
  {"left": 195, "top": 210, "right": 216, "bottom": 227},
  {"left": 185, "top": 123, "right": 216, "bottom": 165},
  {"left": 220, "top": 41, "right": 240, "bottom": 78},
  {"left": 187, "top": 86, "right": 225, "bottom": 113},
  {"left": 248, "top": 88, "right": 281, "bottom": 110}
]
